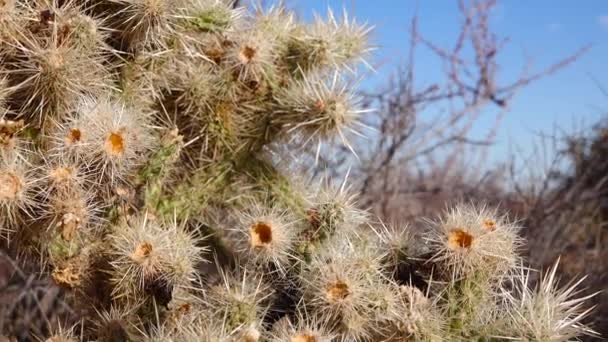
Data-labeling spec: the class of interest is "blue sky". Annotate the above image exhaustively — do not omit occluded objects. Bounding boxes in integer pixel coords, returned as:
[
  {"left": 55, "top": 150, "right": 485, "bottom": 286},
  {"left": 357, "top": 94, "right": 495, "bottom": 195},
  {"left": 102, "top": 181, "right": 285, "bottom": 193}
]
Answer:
[{"left": 287, "top": 0, "right": 608, "bottom": 163}]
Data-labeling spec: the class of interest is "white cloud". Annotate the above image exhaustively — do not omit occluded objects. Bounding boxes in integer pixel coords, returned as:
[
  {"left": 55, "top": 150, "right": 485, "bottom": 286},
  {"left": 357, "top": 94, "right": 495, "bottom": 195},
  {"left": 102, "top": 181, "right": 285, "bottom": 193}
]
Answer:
[{"left": 598, "top": 15, "right": 608, "bottom": 30}]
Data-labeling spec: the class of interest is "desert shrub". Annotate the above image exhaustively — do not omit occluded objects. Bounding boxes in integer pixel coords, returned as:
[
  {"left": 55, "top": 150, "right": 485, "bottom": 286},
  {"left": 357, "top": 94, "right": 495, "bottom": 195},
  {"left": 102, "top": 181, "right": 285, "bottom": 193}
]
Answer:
[{"left": 511, "top": 118, "right": 608, "bottom": 339}]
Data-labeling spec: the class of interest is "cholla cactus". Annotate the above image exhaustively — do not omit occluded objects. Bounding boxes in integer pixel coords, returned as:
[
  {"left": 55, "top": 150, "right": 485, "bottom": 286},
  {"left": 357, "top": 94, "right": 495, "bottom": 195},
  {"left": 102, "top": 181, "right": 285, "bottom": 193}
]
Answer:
[{"left": 0, "top": 0, "right": 598, "bottom": 340}]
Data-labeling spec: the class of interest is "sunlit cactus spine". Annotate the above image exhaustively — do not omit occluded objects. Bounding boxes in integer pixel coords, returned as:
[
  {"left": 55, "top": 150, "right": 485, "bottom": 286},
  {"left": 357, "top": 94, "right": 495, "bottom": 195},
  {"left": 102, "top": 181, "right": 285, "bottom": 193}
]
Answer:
[{"left": 0, "top": 0, "right": 598, "bottom": 341}]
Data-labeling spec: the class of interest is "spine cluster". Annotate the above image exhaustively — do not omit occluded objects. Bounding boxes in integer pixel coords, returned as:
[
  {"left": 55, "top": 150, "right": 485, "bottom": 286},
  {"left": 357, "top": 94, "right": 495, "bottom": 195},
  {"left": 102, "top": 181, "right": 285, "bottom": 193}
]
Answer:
[{"left": 0, "top": 0, "right": 597, "bottom": 341}]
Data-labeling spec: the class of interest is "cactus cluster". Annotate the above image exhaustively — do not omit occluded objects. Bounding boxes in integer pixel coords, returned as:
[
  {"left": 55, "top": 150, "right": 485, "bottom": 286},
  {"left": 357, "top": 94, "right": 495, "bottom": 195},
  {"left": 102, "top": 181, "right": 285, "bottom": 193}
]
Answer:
[{"left": 0, "top": 0, "right": 597, "bottom": 341}]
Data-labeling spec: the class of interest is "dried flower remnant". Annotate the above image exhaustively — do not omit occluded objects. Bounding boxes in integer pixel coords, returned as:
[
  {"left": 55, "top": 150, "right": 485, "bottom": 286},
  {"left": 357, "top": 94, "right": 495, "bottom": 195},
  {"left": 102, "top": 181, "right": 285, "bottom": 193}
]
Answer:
[
  {"left": 52, "top": 264, "right": 81, "bottom": 288},
  {"left": 0, "top": 171, "right": 22, "bottom": 201},
  {"left": 131, "top": 241, "right": 153, "bottom": 263},
  {"left": 0, "top": 119, "right": 24, "bottom": 156},
  {"left": 106, "top": 131, "right": 126, "bottom": 156},
  {"left": 230, "top": 205, "right": 299, "bottom": 272},
  {"left": 448, "top": 228, "right": 474, "bottom": 250},
  {"left": 250, "top": 221, "right": 273, "bottom": 246},
  {"left": 482, "top": 219, "right": 497, "bottom": 232},
  {"left": 326, "top": 280, "right": 350, "bottom": 302},
  {"left": 66, "top": 128, "right": 82, "bottom": 145}
]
